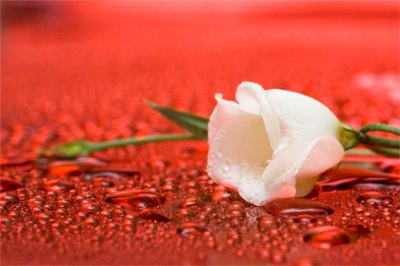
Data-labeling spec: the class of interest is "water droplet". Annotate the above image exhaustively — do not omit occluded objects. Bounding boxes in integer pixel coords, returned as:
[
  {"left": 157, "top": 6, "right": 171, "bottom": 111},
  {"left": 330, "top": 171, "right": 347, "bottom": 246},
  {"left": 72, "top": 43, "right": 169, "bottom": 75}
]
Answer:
[
  {"left": 55, "top": 208, "right": 67, "bottom": 218},
  {"left": 84, "top": 218, "right": 99, "bottom": 227},
  {"left": 177, "top": 222, "right": 207, "bottom": 236},
  {"left": 85, "top": 172, "right": 125, "bottom": 181},
  {"left": 226, "top": 208, "right": 245, "bottom": 219},
  {"left": 100, "top": 210, "right": 113, "bottom": 219},
  {"left": 303, "top": 226, "right": 351, "bottom": 249},
  {"left": 176, "top": 208, "right": 193, "bottom": 218},
  {"left": 223, "top": 164, "right": 230, "bottom": 172},
  {"left": 343, "top": 224, "right": 370, "bottom": 236},
  {"left": 92, "top": 178, "right": 115, "bottom": 188},
  {"left": 356, "top": 192, "right": 393, "bottom": 205},
  {"left": 86, "top": 165, "right": 139, "bottom": 175},
  {"left": 212, "top": 188, "right": 233, "bottom": 203},
  {"left": 263, "top": 198, "right": 333, "bottom": 217},
  {"left": 81, "top": 201, "right": 99, "bottom": 214},
  {"left": 180, "top": 197, "right": 202, "bottom": 208},
  {"left": 257, "top": 214, "right": 276, "bottom": 231},
  {"left": 228, "top": 201, "right": 245, "bottom": 210},
  {"left": 2, "top": 194, "right": 19, "bottom": 205},
  {"left": 0, "top": 178, "right": 22, "bottom": 193},
  {"left": 105, "top": 190, "right": 165, "bottom": 210},
  {"left": 43, "top": 180, "right": 72, "bottom": 193},
  {"left": 160, "top": 183, "right": 176, "bottom": 192},
  {"left": 139, "top": 209, "right": 171, "bottom": 222},
  {"left": 319, "top": 168, "right": 400, "bottom": 191}
]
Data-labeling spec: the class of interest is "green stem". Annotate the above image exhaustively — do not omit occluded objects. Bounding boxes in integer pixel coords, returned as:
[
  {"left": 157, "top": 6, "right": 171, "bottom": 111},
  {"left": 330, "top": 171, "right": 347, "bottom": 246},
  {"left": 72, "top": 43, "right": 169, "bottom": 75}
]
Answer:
[
  {"left": 359, "top": 123, "right": 400, "bottom": 149},
  {"left": 360, "top": 134, "right": 400, "bottom": 148},
  {"left": 88, "top": 133, "right": 195, "bottom": 151},
  {"left": 46, "top": 133, "right": 196, "bottom": 158},
  {"left": 360, "top": 123, "right": 400, "bottom": 135},
  {"left": 366, "top": 146, "right": 400, "bottom": 158},
  {"left": 356, "top": 123, "right": 400, "bottom": 157}
]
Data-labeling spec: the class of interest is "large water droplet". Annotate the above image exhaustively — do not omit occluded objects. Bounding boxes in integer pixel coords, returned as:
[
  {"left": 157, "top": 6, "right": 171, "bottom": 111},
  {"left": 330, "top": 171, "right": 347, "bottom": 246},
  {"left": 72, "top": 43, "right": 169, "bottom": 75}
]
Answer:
[
  {"left": 43, "top": 180, "right": 73, "bottom": 193},
  {"left": 319, "top": 168, "right": 400, "bottom": 191},
  {"left": 343, "top": 224, "right": 370, "bottom": 236},
  {"left": 356, "top": 192, "right": 393, "bottom": 205},
  {"left": 84, "top": 172, "right": 126, "bottom": 181},
  {"left": 139, "top": 209, "right": 171, "bottom": 222},
  {"left": 303, "top": 226, "right": 351, "bottom": 249},
  {"left": 263, "top": 198, "right": 333, "bottom": 217},
  {"left": 105, "top": 190, "right": 165, "bottom": 210}
]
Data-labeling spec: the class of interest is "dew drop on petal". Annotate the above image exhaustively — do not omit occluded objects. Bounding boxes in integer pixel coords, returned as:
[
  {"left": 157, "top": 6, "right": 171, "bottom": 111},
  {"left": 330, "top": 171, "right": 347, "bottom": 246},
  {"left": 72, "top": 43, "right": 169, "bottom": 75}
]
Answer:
[{"left": 223, "top": 163, "right": 230, "bottom": 172}]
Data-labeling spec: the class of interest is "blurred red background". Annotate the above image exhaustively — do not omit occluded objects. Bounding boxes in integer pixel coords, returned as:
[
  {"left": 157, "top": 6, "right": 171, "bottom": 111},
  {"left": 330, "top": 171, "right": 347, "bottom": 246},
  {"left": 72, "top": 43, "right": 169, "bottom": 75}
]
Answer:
[{"left": 2, "top": 1, "right": 399, "bottom": 155}]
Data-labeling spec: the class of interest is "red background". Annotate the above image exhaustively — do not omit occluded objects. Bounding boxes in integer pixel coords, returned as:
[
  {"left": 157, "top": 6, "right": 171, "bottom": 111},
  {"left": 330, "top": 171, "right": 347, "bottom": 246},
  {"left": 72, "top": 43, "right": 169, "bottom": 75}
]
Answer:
[{"left": 1, "top": 1, "right": 399, "bottom": 265}]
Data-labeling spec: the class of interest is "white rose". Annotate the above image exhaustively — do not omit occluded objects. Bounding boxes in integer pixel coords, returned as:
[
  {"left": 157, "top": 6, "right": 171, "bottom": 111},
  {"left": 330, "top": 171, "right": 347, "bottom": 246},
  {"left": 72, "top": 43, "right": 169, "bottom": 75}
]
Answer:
[{"left": 207, "top": 81, "right": 346, "bottom": 206}]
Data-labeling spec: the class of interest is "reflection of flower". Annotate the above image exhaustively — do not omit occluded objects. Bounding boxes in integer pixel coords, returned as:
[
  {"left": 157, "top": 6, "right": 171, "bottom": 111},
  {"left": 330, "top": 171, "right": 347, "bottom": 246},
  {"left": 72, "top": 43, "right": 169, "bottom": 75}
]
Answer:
[{"left": 207, "top": 82, "right": 345, "bottom": 206}]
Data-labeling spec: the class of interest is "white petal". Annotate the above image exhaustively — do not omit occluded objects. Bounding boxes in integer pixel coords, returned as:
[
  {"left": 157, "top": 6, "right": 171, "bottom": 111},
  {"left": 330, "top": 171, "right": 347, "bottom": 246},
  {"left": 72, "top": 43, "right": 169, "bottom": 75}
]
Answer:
[
  {"left": 242, "top": 140, "right": 307, "bottom": 205},
  {"left": 241, "top": 136, "right": 344, "bottom": 206},
  {"left": 236, "top": 82, "right": 281, "bottom": 150},
  {"left": 295, "top": 135, "right": 344, "bottom": 197},
  {"left": 266, "top": 89, "right": 340, "bottom": 142},
  {"left": 207, "top": 94, "right": 273, "bottom": 192}
]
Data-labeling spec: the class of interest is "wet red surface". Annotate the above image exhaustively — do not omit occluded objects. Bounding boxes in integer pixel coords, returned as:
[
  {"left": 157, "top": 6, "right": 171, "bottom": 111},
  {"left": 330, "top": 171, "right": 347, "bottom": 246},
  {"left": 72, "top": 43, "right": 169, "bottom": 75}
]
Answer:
[{"left": 1, "top": 1, "right": 400, "bottom": 265}]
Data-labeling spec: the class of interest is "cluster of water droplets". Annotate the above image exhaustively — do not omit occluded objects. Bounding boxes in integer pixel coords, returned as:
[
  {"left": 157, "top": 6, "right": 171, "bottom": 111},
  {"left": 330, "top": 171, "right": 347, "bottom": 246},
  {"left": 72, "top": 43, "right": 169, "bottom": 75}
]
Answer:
[{"left": 0, "top": 150, "right": 399, "bottom": 264}]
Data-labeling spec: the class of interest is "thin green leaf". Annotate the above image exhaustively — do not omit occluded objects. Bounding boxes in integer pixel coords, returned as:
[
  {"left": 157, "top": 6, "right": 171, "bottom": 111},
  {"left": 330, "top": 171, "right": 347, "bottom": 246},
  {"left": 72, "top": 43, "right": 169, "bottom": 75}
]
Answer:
[{"left": 146, "top": 101, "right": 209, "bottom": 139}]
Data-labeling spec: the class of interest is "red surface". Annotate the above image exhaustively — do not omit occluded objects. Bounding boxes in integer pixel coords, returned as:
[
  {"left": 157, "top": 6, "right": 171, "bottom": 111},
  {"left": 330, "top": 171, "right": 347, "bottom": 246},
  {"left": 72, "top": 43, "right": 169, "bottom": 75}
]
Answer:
[{"left": 1, "top": 1, "right": 400, "bottom": 265}]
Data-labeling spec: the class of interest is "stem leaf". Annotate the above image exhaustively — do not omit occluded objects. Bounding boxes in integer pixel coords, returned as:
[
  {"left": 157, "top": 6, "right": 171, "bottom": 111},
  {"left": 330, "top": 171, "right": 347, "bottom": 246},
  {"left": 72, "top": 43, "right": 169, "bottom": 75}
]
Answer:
[
  {"left": 147, "top": 101, "right": 209, "bottom": 140},
  {"left": 47, "top": 141, "right": 92, "bottom": 158}
]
